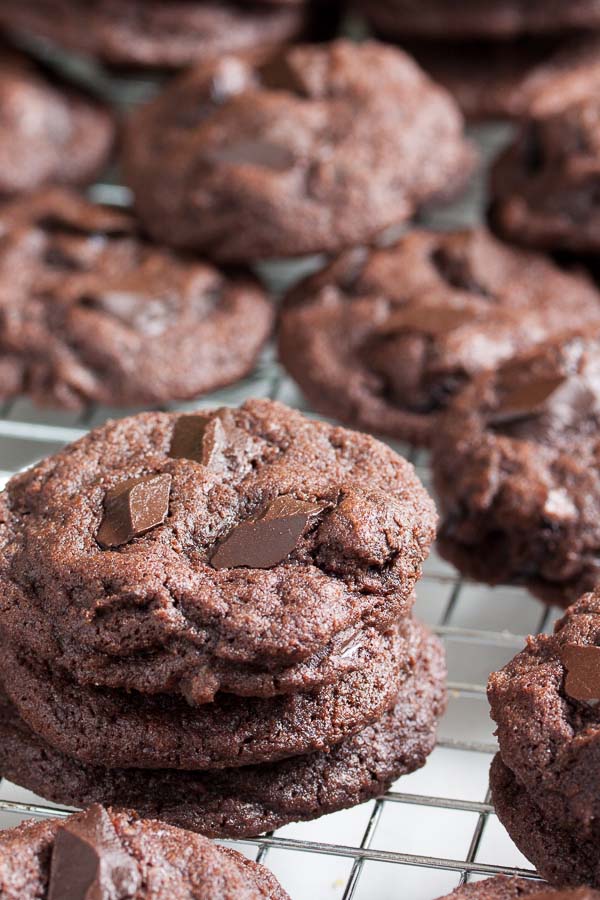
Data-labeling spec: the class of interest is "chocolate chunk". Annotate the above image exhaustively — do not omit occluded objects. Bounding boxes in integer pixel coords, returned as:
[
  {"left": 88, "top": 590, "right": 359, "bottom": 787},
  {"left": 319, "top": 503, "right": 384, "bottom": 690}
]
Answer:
[
  {"left": 489, "top": 374, "right": 566, "bottom": 424},
  {"left": 560, "top": 643, "right": 600, "bottom": 702},
  {"left": 211, "top": 495, "right": 326, "bottom": 569},
  {"left": 48, "top": 804, "right": 140, "bottom": 900},
  {"left": 97, "top": 473, "right": 171, "bottom": 549},
  {"left": 169, "top": 414, "right": 224, "bottom": 465},
  {"left": 209, "top": 139, "right": 295, "bottom": 171},
  {"left": 382, "top": 305, "right": 473, "bottom": 336}
]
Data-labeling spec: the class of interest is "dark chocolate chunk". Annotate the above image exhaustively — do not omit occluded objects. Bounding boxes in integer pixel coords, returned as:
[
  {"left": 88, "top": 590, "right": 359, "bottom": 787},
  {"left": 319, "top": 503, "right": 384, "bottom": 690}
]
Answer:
[
  {"left": 560, "top": 643, "right": 600, "bottom": 702},
  {"left": 169, "top": 414, "right": 222, "bottom": 465},
  {"left": 489, "top": 374, "right": 566, "bottom": 424},
  {"left": 97, "top": 473, "right": 171, "bottom": 548},
  {"left": 382, "top": 305, "right": 473, "bottom": 336},
  {"left": 211, "top": 494, "right": 326, "bottom": 569},
  {"left": 47, "top": 804, "right": 140, "bottom": 900}
]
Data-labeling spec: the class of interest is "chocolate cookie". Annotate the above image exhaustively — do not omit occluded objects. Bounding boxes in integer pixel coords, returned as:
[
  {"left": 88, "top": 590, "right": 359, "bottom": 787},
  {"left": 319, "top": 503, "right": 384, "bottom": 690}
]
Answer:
[
  {"left": 437, "top": 876, "right": 556, "bottom": 900},
  {"left": 0, "top": 624, "right": 402, "bottom": 770},
  {"left": 491, "top": 95, "right": 600, "bottom": 254},
  {"left": 357, "top": 0, "right": 600, "bottom": 39},
  {"left": 0, "top": 46, "right": 113, "bottom": 194},
  {"left": 0, "top": 623, "right": 446, "bottom": 838},
  {"left": 278, "top": 229, "right": 600, "bottom": 446},
  {"left": 433, "top": 333, "right": 600, "bottom": 605},
  {"left": 123, "top": 41, "right": 475, "bottom": 262},
  {"left": 491, "top": 754, "right": 600, "bottom": 889},
  {"left": 0, "top": 188, "right": 273, "bottom": 409},
  {"left": 397, "top": 34, "right": 600, "bottom": 121},
  {"left": 489, "top": 590, "right": 600, "bottom": 830},
  {"left": 0, "top": 0, "right": 310, "bottom": 69},
  {"left": 0, "top": 804, "right": 289, "bottom": 899},
  {"left": 0, "top": 400, "right": 436, "bottom": 700}
]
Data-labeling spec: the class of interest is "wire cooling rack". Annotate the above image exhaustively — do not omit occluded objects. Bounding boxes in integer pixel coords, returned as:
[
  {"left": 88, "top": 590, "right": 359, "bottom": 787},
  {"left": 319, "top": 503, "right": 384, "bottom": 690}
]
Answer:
[{"left": 0, "top": 24, "right": 562, "bottom": 900}]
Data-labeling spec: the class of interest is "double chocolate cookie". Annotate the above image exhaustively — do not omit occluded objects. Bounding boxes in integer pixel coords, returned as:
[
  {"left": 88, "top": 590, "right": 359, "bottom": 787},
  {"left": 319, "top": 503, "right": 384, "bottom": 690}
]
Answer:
[
  {"left": 433, "top": 332, "right": 600, "bottom": 606},
  {"left": 0, "top": 399, "right": 436, "bottom": 702},
  {"left": 0, "top": 804, "right": 289, "bottom": 899},
  {"left": 278, "top": 229, "right": 600, "bottom": 446},
  {"left": 489, "top": 590, "right": 600, "bottom": 886},
  {"left": 491, "top": 95, "right": 600, "bottom": 254},
  {"left": 0, "top": 46, "right": 113, "bottom": 194},
  {"left": 0, "top": 399, "right": 443, "bottom": 833},
  {"left": 0, "top": 622, "right": 446, "bottom": 838},
  {"left": 0, "top": 0, "right": 311, "bottom": 69},
  {"left": 399, "top": 34, "right": 600, "bottom": 121},
  {"left": 123, "top": 41, "right": 475, "bottom": 262},
  {"left": 0, "top": 188, "right": 273, "bottom": 409},
  {"left": 438, "top": 878, "right": 590, "bottom": 900},
  {"left": 358, "top": 0, "right": 600, "bottom": 39}
]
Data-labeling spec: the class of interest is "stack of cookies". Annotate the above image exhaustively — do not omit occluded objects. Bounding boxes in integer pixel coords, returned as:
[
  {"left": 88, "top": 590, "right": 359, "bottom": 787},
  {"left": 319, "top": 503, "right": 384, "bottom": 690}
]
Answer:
[
  {"left": 358, "top": 0, "right": 600, "bottom": 121},
  {"left": 489, "top": 590, "right": 600, "bottom": 888},
  {"left": 0, "top": 398, "right": 445, "bottom": 837}
]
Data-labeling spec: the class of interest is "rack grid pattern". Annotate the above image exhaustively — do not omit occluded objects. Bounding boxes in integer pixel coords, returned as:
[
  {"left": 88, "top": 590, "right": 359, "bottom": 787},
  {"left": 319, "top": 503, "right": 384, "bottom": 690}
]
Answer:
[{"left": 0, "top": 355, "right": 558, "bottom": 900}]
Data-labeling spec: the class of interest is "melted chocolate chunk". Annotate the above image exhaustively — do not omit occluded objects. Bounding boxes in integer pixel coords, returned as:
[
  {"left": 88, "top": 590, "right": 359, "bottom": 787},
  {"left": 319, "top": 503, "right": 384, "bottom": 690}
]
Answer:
[
  {"left": 211, "top": 495, "right": 327, "bottom": 569},
  {"left": 431, "top": 247, "right": 492, "bottom": 297},
  {"left": 560, "top": 643, "right": 600, "bottom": 702},
  {"left": 489, "top": 374, "right": 566, "bottom": 425},
  {"left": 97, "top": 474, "right": 171, "bottom": 549},
  {"left": 48, "top": 805, "right": 140, "bottom": 900},
  {"left": 382, "top": 305, "right": 473, "bottom": 336}
]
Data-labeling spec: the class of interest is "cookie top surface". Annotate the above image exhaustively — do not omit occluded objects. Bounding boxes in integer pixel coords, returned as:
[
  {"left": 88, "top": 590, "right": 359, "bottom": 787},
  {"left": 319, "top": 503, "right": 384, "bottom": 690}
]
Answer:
[
  {"left": 0, "top": 399, "right": 436, "bottom": 698},
  {"left": 0, "top": 805, "right": 288, "bottom": 899},
  {"left": 397, "top": 34, "right": 600, "bottom": 121},
  {"left": 123, "top": 41, "right": 475, "bottom": 261},
  {"left": 0, "top": 188, "right": 273, "bottom": 409},
  {"left": 437, "top": 876, "right": 561, "bottom": 900},
  {"left": 0, "top": 46, "right": 113, "bottom": 194},
  {"left": 359, "top": 0, "right": 600, "bottom": 39},
  {"left": 278, "top": 229, "right": 600, "bottom": 446},
  {"left": 0, "top": 0, "right": 308, "bottom": 68},
  {"left": 0, "top": 622, "right": 446, "bottom": 838},
  {"left": 489, "top": 588, "right": 600, "bottom": 828},
  {"left": 433, "top": 332, "right": 600, "bottom": 604},
  {"left": 491, "top": 95, "right": 600, "bottom": 253}
]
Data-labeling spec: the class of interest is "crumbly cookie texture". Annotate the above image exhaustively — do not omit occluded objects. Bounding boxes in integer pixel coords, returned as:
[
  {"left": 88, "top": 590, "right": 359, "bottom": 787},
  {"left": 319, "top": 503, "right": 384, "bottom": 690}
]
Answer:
[
  {"left": 278, "top": 229, "right": 600, "bottom": 446},
  {"left": 0, "top": 805, "right": 289, "bottom": 899},
  {"left": 0, "top": 188, "right": 273, "bottom": 409},
  {"left": 123, "top": 40, "right": 475, "bottom": 261},
  {"left": 434, "top": 333, "right": 600, "bottom": 605}
]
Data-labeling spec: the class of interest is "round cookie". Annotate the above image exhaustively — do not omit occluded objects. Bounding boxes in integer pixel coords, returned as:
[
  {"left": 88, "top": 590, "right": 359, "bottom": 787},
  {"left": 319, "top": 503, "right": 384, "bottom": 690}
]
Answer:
[
  {"left": 491, "top": 754, "right": 600, "bottom": 889},
  {"left": 437, "top": 876, "right": 556, "bottom": 900},
  {"left": 397, "top": 34, "right": 600, "bottom": 121},
  {"left": 357, "top": 0, "right": 600, "bottom": 39},
  {"left": 0, "top": 623, "right": 446, "bottom": 839},
  {"left": 0, "top": 399, "right": 436, "bottom": 700},
  {"left": 491, "top": 95, "right": 600, "bottom": 254},
  {"left": 488, "top": 589, "right": 600, "bottom": 829},
  {"left": 0, "top": 804, "right": 289, "bottom": 899},
  {"left": 433, "top": 333, "right": 600, "bottom": 605},
  {"left": 123, "top": 41, "right": 475, "bottom": 262},
  {"left": 0, "top": 623, "right": 402, "bottom": 770},
  {"left": 0, "top": 46, "right": 113, "bottom": 194},
  {"left": 0, "top": 188, "right": 273, "bottom": 409},
  {"left": 277, "top": 229, "right": 600, "bottom": 446},
  {"left": 0, "top": 0, "right": 310, "bottom": 69}
]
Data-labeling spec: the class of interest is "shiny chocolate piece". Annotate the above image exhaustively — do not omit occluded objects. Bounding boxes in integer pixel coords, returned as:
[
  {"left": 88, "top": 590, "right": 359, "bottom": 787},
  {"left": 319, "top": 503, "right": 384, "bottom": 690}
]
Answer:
[
  {"left": 169, "top": 414, "right": 223, "bottom": 465},
  {"left": 489, "top": 374, "right": 566, "bottom": 424},
  {"left": 47, "top": 804, "right": 140, "bottom": 900},
  {"left": 97, "top": 473, "right": 171, "bottom": 548},
  {"left": 560, "top": 643, "right": 600, "bottom": 702},
  {"left": 382, "top": 305, "right": 473, "bottom": 336},
  {"left": 211, "top": 494, "right": 326, "bottom": 569}
]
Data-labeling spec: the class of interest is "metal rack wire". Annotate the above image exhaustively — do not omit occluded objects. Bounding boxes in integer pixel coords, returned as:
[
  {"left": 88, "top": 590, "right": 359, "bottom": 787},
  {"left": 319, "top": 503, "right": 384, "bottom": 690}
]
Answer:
[{"left": 0, "top": 25, "right": 559, "bottom": 899}]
